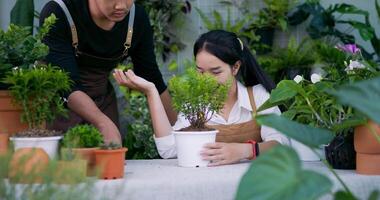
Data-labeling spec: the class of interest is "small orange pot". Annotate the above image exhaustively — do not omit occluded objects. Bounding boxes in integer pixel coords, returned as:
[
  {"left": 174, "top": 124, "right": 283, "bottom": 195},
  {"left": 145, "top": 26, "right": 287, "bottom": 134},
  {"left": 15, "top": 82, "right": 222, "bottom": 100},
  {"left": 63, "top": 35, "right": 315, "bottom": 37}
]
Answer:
[
  {"left": 0, "top": 133, "right": 9, "bottom": 155},
  {"left": 61, "top": 147, "right": 98, "bottom": 176},
  {"left": 94, "top": 148, "right": 127, "bottom": 180},
  {"left": 8, "top": 147, "right": 50, "bottom": 183},
  {"left": 0, "top": 90, "right": 28, "bottom": 135},
  {"left": 354, "top": 120, "right": 380, "bottom": 175}
]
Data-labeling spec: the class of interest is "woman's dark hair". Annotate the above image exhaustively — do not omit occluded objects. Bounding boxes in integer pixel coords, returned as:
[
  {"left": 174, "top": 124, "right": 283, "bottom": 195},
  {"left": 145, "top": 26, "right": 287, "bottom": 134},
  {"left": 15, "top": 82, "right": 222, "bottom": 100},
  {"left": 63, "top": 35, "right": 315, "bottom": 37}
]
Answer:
[{"left": 193, "top": 30, "right": 276, "bottom": 92}]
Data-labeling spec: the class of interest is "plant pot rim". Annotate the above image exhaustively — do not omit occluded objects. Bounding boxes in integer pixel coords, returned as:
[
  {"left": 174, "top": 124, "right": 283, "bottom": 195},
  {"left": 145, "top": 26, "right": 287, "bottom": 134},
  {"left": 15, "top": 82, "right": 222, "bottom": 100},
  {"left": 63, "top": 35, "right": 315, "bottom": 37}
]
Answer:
[
  {"left": 172, "top": 130, "right": 219, "bottom": 135},
  {"left": 94, "top": 147, "right": 128, "bottom": 154},
  {"left": 62, "top": 147, "right": 99, "bottom": 150},
  {"left": 10, "top": 136, "right": 63, "bottom": 141}
]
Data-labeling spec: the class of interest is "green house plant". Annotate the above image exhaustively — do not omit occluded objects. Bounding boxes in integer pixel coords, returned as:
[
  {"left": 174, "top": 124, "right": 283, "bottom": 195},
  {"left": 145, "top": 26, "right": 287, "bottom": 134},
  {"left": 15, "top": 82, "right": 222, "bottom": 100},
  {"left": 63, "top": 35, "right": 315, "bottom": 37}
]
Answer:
[
  {"left": 258, "top": 43, "right": 379, "bottom": 167},
  {"left": 258, "top": 37, "right": 316, "bottom": 83},
  {"left": 168, "top": 68, "right": 229, "bottom": 167},
  {"left": 94, "top": 142, "right": 128, "bottom": 179},
  {"left": 0, "top": 14, "right": 56, "bottom": 145},
  {"left": 236, "top": 76, "right": 380, "bottom": 200},
  {"left": 61, "top": 124, "right": 103, "bottom": 176}
]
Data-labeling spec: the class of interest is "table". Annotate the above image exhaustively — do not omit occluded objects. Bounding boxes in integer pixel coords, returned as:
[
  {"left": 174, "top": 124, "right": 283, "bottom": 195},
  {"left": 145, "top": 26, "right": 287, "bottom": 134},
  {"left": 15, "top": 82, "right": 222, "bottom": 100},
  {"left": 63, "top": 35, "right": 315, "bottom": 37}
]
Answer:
[{"left": 93, "top": 159, "right": 380, "bottom": 200}]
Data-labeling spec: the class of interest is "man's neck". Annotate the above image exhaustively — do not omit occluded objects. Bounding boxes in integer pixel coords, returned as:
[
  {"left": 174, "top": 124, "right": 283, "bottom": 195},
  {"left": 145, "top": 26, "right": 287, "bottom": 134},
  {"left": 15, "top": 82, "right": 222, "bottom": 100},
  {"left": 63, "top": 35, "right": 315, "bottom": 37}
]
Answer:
[{"left": 88, "top": 0, "right": 115, "bottom": 30}]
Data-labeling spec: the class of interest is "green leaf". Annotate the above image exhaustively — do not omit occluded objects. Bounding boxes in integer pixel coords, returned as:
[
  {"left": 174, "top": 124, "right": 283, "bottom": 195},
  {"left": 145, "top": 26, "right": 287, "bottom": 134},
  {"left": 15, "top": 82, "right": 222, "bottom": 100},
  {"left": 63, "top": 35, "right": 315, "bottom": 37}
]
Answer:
[
  {"left": 334, "top": 190, "right": 357, "bottom": 200},
  {"left": 256, "top": 114, "right": 334, "bottom": 148},
  {"left": 368, "top": 190, "right": 379, "bottom": 200},
  {"left": 10, "top": 0, "right": 35, "bottom": 29},
  {"left": 331, "top": 117, "right": 366, "bottom": 132},
  {"left": 236, "top": 146, "right": 332, "bottom": 200},
  {"left": 329, "top": 77, "right": 380, "bottom": 125},
  {"left": 257, "top": 80, "right": 299, "bottom": 112},
  {"left": 338, "top": 20, "right": 374, "bottom": 41}
]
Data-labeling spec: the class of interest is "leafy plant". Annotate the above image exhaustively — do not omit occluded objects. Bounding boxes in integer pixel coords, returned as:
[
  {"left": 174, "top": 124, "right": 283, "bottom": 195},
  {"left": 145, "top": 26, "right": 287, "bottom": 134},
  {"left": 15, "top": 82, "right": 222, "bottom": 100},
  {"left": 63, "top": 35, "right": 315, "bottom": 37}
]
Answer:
[
  {"left": 253, "top": 0, "right": 298, "bottom": 31},
  {"left": 169, "top": 68, "right": 230, "bottom": 130},
  {"left": 0, "top": 14, "right": 56, "bottom": 89},
  {"left": 10, "top": 0, "right": 36, "bottom": 29},
  {"left": 62, "top": 124, "right": 103, "bottom": 148},
  {"left": 100, "top": 142, "right": 123, "bottom": 150},
  {"left": 196, "top": 7, "right": 260, "bottom": 51},
  {"left": 123, "top": 90, "right": 159, "bottom": 159},
  {"left": 258, "top": 37, "right": 316, "bottom": 83},
  {"left": 135, "top": 0, "right": 188, "bottom": 61},
  {"left": 258, "top": 44, "right": 379, "bottom": 134},
  {"left": 288, "top": 2, "right": 374, "bottom": 54},
  {"left": 3, "top": 64, "right": 71, "bottom": 129},
  {"left": 237, "top": 77, "right": 380, "bottom": 199}
]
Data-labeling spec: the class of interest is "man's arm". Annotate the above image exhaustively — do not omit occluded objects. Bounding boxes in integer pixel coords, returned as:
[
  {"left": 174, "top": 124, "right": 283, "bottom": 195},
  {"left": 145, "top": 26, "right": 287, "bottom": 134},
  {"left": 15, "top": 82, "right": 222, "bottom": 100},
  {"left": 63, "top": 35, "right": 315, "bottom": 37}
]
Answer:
[{"left": 68, "top": 91, "right": 121, "bottom": 144}]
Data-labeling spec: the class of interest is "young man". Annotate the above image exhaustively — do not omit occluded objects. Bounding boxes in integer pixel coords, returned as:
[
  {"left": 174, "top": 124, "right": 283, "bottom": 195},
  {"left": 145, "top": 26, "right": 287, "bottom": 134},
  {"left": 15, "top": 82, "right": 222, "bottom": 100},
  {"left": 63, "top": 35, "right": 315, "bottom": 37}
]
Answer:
[{"left": 40, "top": 0, "right": 176, "bottom": 144}]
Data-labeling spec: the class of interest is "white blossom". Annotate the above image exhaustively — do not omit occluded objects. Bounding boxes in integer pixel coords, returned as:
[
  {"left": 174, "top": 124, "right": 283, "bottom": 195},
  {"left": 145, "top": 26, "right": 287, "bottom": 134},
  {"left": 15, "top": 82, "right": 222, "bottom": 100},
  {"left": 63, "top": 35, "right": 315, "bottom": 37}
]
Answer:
[
  {"left": 345, "top": 60, "right": 366, "bottom": 72},
  {"left": 293, "top": 75, "right": 303, "bottom": 84},
  {"left": 310, "top": 73, "right": 322, "bottom": 84}
]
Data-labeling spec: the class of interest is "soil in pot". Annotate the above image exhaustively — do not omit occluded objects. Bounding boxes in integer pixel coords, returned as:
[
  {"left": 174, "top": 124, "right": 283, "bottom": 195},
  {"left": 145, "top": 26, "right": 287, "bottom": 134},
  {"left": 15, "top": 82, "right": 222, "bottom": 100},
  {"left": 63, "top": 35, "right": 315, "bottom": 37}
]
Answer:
[{"left": 325, "top": 133, "right": 356, "bottom": 169}]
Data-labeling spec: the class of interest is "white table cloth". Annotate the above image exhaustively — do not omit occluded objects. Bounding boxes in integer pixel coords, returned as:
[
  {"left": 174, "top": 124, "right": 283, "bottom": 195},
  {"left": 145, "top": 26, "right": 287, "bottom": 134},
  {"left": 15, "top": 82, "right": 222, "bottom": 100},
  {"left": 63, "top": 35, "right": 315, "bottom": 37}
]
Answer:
[{"left": 93, "top": 159, "right": 380, "bottom": 200}]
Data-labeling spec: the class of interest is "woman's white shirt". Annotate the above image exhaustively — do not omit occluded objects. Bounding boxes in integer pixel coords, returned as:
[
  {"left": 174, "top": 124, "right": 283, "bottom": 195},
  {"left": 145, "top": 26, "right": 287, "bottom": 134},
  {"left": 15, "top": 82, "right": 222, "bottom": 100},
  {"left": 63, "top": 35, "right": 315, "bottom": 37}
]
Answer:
[{"left": 154, "top": 82, "right": 289, "bottom": 159}]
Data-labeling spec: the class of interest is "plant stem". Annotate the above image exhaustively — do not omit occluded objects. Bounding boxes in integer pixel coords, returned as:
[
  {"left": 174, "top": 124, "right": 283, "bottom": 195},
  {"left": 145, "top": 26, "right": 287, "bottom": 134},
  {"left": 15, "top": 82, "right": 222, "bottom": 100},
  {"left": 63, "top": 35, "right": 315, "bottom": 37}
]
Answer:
[
  {"left": 305, "top": 97, "right": 329, "bottom": 128},
  {"left": 312, "top": 148, "right": 354, "bottom": 195}
]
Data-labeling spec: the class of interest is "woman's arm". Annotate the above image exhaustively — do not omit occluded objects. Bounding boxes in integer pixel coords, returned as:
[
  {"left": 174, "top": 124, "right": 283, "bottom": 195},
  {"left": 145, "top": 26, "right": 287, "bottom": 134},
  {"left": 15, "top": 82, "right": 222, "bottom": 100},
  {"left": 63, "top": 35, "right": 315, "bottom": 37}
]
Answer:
[{"left": 113, "top": 69, "right": 173, "bottom": 138}]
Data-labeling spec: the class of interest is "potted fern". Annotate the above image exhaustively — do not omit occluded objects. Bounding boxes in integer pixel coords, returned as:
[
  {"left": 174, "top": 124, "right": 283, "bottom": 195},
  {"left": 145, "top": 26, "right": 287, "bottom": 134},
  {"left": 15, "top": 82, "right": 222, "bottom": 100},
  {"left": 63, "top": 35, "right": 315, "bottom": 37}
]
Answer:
[
  {"left": 61, "top": 124, "right": 103, "bottom": 176},
  {"left": 94, "top": 142, "right": 128, "bottom": 179},
  {"left": 169, "top": 68, "right": 229, "bottom": 167}
]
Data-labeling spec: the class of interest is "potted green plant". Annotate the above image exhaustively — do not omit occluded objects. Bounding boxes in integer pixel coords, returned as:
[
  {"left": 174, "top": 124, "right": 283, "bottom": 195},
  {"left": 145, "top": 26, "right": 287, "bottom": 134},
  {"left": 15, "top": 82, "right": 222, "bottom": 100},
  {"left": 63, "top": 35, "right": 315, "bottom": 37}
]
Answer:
[
  {"left": 168, "top": 68, "right": 229, "bottom": 167},
  {"left": 61, "top": 124, "right": 103, "bottom": 176},
  {"left": 258, "top": 43, "right": 379, "bottom": 167},
  {"left": 0, "top": 15, "right": 56, "bottom": 142},
  {"left": 94, "top": 142, "right": 128, "bottom": 179},
  {"left": 251, "top": 0, "right": 298, "bottom": 54}
]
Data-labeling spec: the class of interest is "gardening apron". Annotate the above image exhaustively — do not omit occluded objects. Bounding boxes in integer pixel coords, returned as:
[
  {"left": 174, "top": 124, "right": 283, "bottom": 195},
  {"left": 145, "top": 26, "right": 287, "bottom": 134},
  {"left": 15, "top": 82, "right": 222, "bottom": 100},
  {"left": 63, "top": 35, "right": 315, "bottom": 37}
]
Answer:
[
  {"left": 206, "top": 87, "right": 263, "bottom": 143},
  {"left": 49, "top": 0, "right": 135, "bottom": 132}
]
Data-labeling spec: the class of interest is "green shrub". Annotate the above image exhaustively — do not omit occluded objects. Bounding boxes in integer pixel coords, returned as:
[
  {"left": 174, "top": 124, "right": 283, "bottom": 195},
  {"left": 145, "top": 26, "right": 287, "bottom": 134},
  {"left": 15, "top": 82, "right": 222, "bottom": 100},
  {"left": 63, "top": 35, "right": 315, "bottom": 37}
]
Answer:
[
  {"left": 63, "top": 125, "right": 103, "bottom": 148},
  {"left": 169, "top": 68, "right": 230, "bottom": 130}
]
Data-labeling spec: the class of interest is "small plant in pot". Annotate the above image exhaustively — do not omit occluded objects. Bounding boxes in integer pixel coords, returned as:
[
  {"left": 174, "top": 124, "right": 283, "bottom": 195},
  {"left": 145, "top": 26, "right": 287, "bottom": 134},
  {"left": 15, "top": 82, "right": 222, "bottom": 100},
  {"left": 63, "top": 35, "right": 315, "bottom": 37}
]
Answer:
[
  {"left": 169, "top": 68, "right": 230, "bottom": 167},
  {"left": 94, "top": 142, "right": 128, "bottom": 180},
  {"left": 61, "top": 124, "right": 103, "bottom": 176},
  {"left": 0, "top": 15, "right": 57, "bottom": 143}
]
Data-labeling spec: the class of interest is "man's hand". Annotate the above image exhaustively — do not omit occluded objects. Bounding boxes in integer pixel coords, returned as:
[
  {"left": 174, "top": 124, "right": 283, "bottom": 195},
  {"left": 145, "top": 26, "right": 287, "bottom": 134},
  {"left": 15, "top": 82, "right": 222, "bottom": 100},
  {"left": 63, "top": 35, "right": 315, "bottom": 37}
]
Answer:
[{"left": 95, "top": 117, "right": 122, "bottom": 145}]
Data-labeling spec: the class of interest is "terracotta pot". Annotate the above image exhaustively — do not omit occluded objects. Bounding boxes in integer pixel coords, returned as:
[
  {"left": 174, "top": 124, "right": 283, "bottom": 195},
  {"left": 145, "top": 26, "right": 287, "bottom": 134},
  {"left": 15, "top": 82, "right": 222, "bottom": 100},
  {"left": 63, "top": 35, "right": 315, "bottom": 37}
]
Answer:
[
  {"left": 0, "top": 133, "right": 9, "bottom": 155},
  {"left": 54, "top": 159, "right": 87, "bottom": 184},
  {"left": 0, "top": 90, "right": 28, "bottom": 135},
  {"left": 354, "top": 120, "right": 380, "bottom": 175},
  {"left": 94, "top": 148, "right": 127, "bottom": 179},
  {"left": 61, "top": 147, "right": 99, "bottom": 176},
  {"left": 8, "top": 147, "right": 50, "bottom": 183}
]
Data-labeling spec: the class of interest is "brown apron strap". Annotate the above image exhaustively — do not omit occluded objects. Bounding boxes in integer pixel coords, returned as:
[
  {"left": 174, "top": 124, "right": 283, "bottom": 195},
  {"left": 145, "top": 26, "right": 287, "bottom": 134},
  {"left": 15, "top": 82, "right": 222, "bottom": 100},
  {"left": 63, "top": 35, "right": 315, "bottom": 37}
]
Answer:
[
  {"left": 123, "top": 3, "right": 135, "bottom": 57},
  {"left": 55, "top": 0, "right": 135, "bottom": 57},
  {"left": 247, "top": 87, "right": 256, "bottom": 111}
]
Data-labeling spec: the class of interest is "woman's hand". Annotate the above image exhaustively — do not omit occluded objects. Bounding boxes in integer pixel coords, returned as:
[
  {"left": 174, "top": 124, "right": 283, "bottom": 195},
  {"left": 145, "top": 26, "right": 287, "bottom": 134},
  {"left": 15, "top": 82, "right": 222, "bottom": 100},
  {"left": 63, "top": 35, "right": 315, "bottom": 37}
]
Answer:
[
  {"left": 113, "top": 69, "right": 156, "bottom": 95},
  {"left": 201, "top": 142, "right": 252, "bottom": 166}
]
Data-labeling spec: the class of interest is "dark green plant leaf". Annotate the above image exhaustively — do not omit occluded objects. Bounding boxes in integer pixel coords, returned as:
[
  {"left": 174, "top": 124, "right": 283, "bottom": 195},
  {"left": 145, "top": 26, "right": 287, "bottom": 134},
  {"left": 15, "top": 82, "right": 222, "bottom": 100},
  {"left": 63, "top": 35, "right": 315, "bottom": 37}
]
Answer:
[
  {"left": 329, "top": 77, "right": 380, "bottom": 125},
  {"left": 334, "top": 190, "right": 357, "bottom": 200},
  {"left": 331, "top": 117, "right": 366, "bottom": 132},
  {"left": 368, "top": 190, "right": 379, "bottom": 200},
  {"left": 256, "top": 114, "right": 334, "bottom": 148},
  {"left": 338, "top": 20, "right": 374, "bottom": 41},
  {"left": 236, "top": 146, "right": 332, "bottom": 200},
  {"left": 10, "top": 0, "right": 35, "bottom": 29},
  {"left": 333, "top": 4, "right": 368, "bottom": 16}
]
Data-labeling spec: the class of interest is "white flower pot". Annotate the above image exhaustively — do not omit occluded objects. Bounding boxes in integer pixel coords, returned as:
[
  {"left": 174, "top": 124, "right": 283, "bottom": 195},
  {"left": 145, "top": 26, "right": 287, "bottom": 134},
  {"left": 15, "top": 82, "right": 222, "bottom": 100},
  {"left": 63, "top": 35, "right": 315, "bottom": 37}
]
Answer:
[
  {"left": 173, "top": 130, "right": 218, "bottom": 167},
  {"left": 290, "top": 139, "right": 323, "bottom": 161},
  {"left": 10, "top": 136, "right": 62, "bottom": 159}
]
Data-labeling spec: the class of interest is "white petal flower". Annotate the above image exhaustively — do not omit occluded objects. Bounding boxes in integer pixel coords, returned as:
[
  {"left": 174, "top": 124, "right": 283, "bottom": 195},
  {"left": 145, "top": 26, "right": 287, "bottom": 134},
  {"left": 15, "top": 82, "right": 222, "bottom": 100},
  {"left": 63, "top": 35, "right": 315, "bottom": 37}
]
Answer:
[
  {"left": 310, "top": 73, "right": 322, "bottom": 84},
  {"left": 293, "top": 75, "right": 303, "bottom": 84},
  {"left": 345, "top": 60, "right": 365, "bottom": 72}
]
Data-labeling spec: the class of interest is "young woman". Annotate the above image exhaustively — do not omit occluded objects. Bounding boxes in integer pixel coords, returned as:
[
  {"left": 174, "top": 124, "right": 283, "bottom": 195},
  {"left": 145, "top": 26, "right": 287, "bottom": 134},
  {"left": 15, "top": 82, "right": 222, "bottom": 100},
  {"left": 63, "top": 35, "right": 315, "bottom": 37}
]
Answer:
[{"left": 114, "top": 30, "right": 289, "bottom": 166}]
